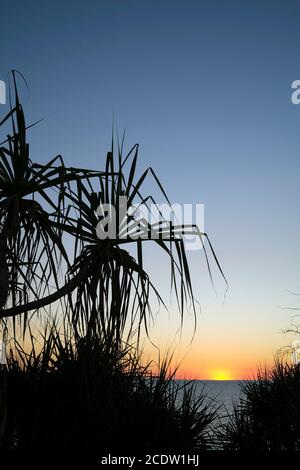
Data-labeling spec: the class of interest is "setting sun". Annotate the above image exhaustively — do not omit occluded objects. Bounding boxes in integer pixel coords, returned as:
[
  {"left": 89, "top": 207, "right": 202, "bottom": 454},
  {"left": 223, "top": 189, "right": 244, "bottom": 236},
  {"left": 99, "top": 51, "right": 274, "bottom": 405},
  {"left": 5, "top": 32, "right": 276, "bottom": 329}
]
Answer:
[{"left": 210, "top": 370, "right": 233, "bottom": 381}]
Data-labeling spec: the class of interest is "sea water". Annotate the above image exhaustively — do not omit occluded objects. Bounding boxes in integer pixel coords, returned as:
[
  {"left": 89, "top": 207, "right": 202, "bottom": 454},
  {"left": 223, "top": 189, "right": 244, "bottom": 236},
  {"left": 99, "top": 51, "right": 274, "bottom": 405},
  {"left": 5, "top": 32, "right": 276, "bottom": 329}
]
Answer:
[
  {"left": 199, "top": 380, "right": 245, "bottom": 412},
  {"left": 176, "top": 379, "right": 246, "bottom": 416}
]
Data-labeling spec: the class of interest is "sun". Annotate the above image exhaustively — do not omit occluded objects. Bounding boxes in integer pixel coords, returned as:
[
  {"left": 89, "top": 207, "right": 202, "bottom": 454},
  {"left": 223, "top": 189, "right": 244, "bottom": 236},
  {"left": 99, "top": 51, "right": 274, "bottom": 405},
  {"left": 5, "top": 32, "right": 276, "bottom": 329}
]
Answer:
[{"left": 210, "top": 370, "right": 233, "bottom": 380}]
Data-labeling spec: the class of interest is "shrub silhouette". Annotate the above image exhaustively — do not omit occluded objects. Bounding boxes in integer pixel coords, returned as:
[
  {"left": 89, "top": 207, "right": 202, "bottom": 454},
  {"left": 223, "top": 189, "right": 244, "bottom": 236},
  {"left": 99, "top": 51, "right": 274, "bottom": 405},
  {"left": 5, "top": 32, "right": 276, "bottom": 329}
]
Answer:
[
  {"left": 221, "top": 362, "right": 300, "bottom": 451},
  {"left": 0, "top": 322, "right": 217, "bottom": 451}
]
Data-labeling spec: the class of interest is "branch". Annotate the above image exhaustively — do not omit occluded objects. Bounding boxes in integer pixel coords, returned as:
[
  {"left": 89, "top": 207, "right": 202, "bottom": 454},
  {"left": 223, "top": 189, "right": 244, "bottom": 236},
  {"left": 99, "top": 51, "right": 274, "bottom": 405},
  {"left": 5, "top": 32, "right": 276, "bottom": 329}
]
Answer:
[{"left": 0, "top": 266, "right": 88, "bottom": 319}]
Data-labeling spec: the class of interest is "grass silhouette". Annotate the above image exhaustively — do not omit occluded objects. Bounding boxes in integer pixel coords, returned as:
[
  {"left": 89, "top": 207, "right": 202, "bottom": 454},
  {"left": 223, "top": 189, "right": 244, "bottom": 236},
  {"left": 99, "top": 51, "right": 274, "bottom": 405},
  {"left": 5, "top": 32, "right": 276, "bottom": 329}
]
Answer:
[
  {"left": 0, "top": 319, "right": 218, "bottom": 451},
  {"left": 220, "top": 361, "right": 300, "bottom": 451}
]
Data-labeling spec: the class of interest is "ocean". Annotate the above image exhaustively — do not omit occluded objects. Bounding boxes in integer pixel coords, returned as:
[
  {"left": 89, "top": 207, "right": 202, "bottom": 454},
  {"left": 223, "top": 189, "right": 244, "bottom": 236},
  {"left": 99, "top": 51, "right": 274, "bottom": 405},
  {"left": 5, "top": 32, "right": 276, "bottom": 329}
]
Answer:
[
  {"left": 175, "top": 380, "right": 246, "bottom": 416},
  {"left": 199, "top": 380, "right": 245, "bottom": 412}
]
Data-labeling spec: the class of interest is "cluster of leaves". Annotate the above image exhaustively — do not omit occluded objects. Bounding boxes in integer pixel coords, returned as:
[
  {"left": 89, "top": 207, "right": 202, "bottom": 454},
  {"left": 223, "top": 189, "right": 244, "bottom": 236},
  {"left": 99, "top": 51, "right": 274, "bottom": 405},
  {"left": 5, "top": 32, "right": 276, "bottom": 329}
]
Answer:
[{"left": 220, "top": 362, "right": 300, "bottom": 451}]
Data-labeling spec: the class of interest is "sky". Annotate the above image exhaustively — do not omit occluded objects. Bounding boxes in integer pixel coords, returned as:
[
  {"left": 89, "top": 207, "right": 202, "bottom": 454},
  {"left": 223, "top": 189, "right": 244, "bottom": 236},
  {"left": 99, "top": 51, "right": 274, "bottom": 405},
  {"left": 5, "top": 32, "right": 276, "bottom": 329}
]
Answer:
[{"left": 1, "top": 0, "right": 300, "bottom": 379}]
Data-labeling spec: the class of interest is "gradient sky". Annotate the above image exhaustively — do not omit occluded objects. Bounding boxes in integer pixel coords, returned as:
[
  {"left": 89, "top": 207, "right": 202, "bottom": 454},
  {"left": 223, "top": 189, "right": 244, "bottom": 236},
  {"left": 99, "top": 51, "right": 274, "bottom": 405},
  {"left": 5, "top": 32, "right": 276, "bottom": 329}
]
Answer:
[{"left": 1, "top": 0, "right": 300, "bottom": 379}]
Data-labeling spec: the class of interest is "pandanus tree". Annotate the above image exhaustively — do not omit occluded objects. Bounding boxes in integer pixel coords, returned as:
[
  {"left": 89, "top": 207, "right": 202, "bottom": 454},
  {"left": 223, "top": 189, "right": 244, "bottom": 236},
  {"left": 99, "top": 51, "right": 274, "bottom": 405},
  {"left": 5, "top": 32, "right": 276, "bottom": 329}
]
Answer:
[{"left": 0, "top": 72, "right": 226, "bottom": 346}]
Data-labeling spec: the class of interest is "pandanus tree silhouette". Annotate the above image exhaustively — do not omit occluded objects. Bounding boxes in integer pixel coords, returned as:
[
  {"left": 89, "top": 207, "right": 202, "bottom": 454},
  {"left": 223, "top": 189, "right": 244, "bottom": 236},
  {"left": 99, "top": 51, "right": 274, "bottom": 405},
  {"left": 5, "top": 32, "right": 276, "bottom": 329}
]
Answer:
[{"left": 0, "top": 71, "right": 226, "bottom": 345}]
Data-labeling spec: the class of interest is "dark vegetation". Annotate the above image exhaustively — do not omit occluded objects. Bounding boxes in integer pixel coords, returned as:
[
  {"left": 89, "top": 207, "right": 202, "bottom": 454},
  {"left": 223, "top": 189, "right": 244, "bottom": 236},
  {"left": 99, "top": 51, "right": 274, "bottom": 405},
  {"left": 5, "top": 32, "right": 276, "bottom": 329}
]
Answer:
[
  {"left": 220, "top": 362, "right": 300, "bottom": 451},
  {"left": 0, "top": 320, "right": 218, "bottom": 451}
]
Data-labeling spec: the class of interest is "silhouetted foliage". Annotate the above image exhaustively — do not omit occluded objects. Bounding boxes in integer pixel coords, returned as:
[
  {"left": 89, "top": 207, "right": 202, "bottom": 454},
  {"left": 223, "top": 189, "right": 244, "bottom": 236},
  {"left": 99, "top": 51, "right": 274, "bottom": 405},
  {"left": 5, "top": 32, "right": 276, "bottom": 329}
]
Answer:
[
  {"left": 0, "top": 322, "right": 217, "bottom": 451},
  {"left": 220, "top": 362, "right": 300, "bottom": 451}
]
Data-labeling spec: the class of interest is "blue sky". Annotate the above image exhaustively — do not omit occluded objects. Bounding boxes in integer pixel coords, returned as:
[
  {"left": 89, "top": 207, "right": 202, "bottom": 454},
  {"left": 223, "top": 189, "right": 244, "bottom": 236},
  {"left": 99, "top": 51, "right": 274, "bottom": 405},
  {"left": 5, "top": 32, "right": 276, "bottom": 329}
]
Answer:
[{"left": 1, "top": 0, "right": 300, "bottom": 377}]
